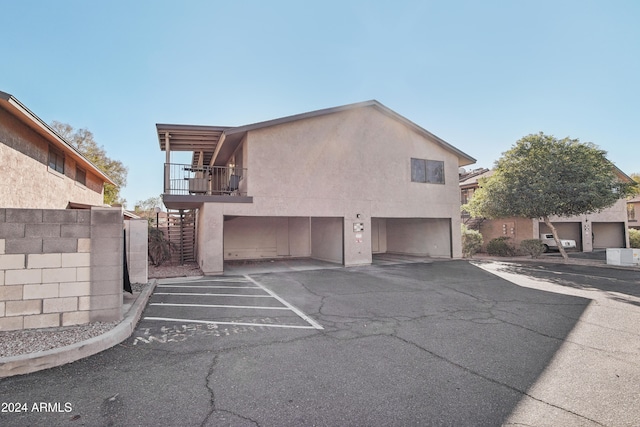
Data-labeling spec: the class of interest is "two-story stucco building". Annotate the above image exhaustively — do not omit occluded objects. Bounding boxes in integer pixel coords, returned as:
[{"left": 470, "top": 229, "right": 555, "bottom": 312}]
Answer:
[
  {"left": 0, "top": 91, "right": 114, "bottom": 208},
  {"left": 460, "top": 168, "right": 633, "bottom": 251},
  {"left": 158, "top": 100, "right": 476, "bottom": 274}
]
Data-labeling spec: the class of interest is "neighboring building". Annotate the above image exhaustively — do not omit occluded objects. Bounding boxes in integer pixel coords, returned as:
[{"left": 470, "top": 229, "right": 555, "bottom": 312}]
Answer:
[
  {"left": 628, "top": 195, "right": 640, "bottom": 230},
  {"left": 0, "top": 92, "right": 148, "bottom": 336},
  {"left": 158, "top": 100, "right": 476, "bottom": 274},
  {"left": 460, "top": 168, "right": 633, "bottom": 251},
  {"left": 0, "top": 91, "right": 114, "bottom": 208}
]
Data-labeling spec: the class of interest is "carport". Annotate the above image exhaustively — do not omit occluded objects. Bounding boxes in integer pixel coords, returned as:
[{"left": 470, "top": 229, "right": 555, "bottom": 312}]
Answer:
[
  {"left": 371, "top": 217, "right": 452, "bottom": 257},
  {"left": 223, "top": 216, "right": 344, "bottom": 264}
]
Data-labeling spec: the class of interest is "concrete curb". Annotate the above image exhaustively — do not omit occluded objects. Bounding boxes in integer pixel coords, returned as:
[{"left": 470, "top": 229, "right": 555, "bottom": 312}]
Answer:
[
  {"left": 472, "top": 254, "right": 640, "bottom": 271},
  {"left": 0, "top": 280, "right": 157, "bottom": 378}
]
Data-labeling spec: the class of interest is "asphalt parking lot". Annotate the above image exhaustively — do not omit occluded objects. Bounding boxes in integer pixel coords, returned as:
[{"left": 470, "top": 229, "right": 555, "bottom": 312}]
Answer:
[
  {"left": 138, "top": 275, "right": 323, "bottom": 334},
  {"left": 1, "top": 259, "right": 639, "bottom": 426}
]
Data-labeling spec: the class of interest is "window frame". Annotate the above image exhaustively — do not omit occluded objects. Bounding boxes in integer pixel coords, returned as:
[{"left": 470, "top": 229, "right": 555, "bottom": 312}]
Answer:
[
  {"left": 48, "top": 145, "right": 65, "bottom": 174},
  {"left": 411, "top": 158, "right": 445, "bottom": 185},
  {"left": 76, "top": 165, "right": 86, "bottom": 186}
]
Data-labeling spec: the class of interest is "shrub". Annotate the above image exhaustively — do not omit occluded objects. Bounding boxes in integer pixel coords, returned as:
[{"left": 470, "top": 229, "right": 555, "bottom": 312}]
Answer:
[
  {"left": 630, "top": 228, "right": 640, "bottom": 249},
  {"left": 148, "top": 227, "right": 175, "bottom": 266},
  {"left": 461, "top": 224, "right": 483, "bottom": 258},
  {"left": 520, "top": 239, "right": 545, "bottom": 258},
  {"left": 486, "top": 236, "right": 516, "bottom": 256}
]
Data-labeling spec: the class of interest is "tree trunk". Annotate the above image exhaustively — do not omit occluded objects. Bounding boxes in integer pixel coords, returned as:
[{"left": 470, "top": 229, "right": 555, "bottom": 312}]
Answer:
[{"left": 542, "top": 216, "right": 569, "bottom": 262}]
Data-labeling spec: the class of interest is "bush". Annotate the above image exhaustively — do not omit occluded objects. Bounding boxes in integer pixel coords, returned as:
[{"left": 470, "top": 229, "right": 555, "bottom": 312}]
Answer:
[
  {"left": 148, "top": 227, "right": 175, "bottom": 266},
  {"left": 486, "top": 236, "right": 516, "bottom": 256},
  {"left": 630, "top": 228, "right": 640, "bottom": 248},
  {"left": 520, "top": 239, "right": 545, "bottom": 258},
  {"left": 461, "top": 224, "right": 483, "bottom": 258}
]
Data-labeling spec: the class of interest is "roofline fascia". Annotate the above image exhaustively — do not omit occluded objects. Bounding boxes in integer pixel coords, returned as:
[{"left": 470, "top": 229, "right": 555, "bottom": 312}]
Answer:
[
  {"left": 220, "top": 100, "right": 476, "bottom": 167},
  {"left": 0, "top": 91, "right": 116, "bottom": 185}
]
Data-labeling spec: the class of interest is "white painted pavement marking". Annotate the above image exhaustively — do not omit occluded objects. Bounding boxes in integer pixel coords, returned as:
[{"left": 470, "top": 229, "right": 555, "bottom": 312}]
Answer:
[
  {"left": 154, "top": 292, "right": 272, "bottom": 298},
  {"left": 143, "top": 317, "right": 318, "bottom": 329},
  {"left": 157, "top": 285, "right": 260, "bottom": 289},
  {"left": 159, "top": 277, "right": 250, "bottom": 284},
  {"left": 144, "top": 275, "right": 323, "bottom": 330},
  {"left": 150, "top": 303, "right": 290, "bottom": 310},
  {"left": 243, "top": 274, "right": 324, "bottom": 330}
]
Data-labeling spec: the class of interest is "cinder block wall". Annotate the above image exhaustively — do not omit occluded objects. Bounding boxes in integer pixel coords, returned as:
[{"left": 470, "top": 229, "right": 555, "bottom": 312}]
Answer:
[{"left": 0, "top": 207, "right": 124, "bottom": 331}]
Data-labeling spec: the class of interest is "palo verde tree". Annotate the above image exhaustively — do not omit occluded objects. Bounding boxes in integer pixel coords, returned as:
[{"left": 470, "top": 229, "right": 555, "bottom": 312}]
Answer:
[
  {"left": 50, "top": 121, "right": 128, "bottom": 205},
  {"left": 463, "top": 132, "right": 637, "bottom": 261}
]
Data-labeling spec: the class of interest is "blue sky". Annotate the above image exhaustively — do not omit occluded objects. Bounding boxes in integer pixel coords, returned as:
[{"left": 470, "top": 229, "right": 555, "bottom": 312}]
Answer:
[{"left": 2, "top": 0, "right": 638, "bottom": 207}]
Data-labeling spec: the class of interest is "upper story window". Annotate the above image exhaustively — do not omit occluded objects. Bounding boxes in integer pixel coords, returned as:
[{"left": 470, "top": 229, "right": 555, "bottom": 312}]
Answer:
[
  {"left": 411, "top": 158, "right": 445, "bottom": 184},
  {"left": 76, "top": 166, "right": 86, "bottom": 186},
  {"left": 48, "top": 145, "right": 65, "bottom": 174}
]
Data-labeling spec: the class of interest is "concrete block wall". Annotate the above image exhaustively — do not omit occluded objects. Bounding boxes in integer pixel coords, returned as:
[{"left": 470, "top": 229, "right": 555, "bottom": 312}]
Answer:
[
  {"left": 89, "top": 208, "right": 123, "bottom": 323},
  {"left": 0, "top": 207, "right": 124, "bottom": 331}
]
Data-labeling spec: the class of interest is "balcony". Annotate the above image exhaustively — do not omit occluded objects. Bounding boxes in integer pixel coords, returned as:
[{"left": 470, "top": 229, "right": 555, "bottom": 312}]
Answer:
[{"left": 162, "top": 163, "right": 252, "bottom": 209}]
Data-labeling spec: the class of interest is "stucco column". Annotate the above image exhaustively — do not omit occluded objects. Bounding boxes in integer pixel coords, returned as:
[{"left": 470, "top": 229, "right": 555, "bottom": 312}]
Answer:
[
  {"left": 343, "top": 206, "right": 372, "bottom": 267},
  {"left": 197, "top": 203, "right": 224, "bottom": 274},
  {"left": 450, "top": 214, "right": 463, "bottom": 259},
  {"left": 582, "top": 219, "right": 593, "bottom": 252}
]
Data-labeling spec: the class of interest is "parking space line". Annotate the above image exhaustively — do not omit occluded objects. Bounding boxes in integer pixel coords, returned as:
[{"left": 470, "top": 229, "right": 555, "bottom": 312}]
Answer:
[
  {"left": 159, "top": 277, "right": 250, "bottom": 284},
  {"left": 157, "top": 285, "right": 260, "bottom": 289},
  {"left": 143, "top": 275, "right": 323, "bottom": 331},
  {"left": 153, "top": 292, "right": 272, "bottom": 298},
  {"left": 143, "top": 317, "right": 318, "bottom": 329},
  {"left": 150, "top": 303, "right": 290, "bottom": 310},
  {"left": 244, "top": 275, "right": 324, "bottom": 330}
]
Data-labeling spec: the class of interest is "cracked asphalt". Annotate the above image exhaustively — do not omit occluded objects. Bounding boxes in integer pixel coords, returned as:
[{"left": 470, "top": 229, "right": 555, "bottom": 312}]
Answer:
[{"left": 1, "top": 259, "right": 639, "bottom": 426}]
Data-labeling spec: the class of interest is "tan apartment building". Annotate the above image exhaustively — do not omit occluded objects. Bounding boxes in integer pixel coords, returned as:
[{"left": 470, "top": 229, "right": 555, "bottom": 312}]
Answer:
[
  {"left": 460, "top": 169, "right": 633, "bottom": 251},
  {"left": 158, "top": 100, "right": 476, "bottom": 274},
  {"left": 0, "top": 91, "right": 114, "bottom": 208}
]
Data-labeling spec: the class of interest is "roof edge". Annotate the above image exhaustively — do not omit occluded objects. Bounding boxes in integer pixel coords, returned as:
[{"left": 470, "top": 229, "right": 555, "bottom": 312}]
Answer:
[
  {"left": 0, "top": 91, "right": 116, "bottom": 185},
  {"left": 222, "top": 100, "right": 476, "bottom": 166}
]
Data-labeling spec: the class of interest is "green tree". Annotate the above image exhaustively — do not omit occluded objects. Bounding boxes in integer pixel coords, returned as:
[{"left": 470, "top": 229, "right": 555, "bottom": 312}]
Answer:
[
  {"left": 464, "top": 132, "right": 637, "bottom": 261},
  {"left": 50, "top": 121, "right": 128, "bottom": 205},
  {"left": 461, "top": 224, "right": 483, "bottom": 258},
  {"left": 134, "top": 196, "right": 164, "bottom": 225},
  {"left": 630, "top": 173, "right": 640, "bottom": 195}
]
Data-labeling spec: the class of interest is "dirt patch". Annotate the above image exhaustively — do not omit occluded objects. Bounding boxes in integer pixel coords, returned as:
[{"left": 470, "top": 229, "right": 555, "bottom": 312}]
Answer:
[{"left": 148, "top": 262, "right": 203, "bottom": 279}]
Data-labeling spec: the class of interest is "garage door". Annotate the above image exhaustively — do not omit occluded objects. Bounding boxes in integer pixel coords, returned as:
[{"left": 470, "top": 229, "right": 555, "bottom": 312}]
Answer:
[{"left": 592, "top": 222, "right": 625, "bottom": 248}]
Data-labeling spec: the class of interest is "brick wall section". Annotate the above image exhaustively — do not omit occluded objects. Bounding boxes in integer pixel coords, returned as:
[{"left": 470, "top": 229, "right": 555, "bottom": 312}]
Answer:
[{"left": 0, "top": 207, "right": 123, "bottom": 331}]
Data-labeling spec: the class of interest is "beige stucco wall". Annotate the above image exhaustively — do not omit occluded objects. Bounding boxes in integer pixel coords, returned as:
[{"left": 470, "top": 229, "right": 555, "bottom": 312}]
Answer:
[
  {"left": 386, "top": 218, "right": 452, "bottom": 257},
  {"left": 223, "top": 216, "right": 312, "bottom": 260},
  {"left": 0, "top": 107, "right": 104, "bottom": 209},
  {"left": 196, "top": 106, "right": 465, "bottom": 273}
]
